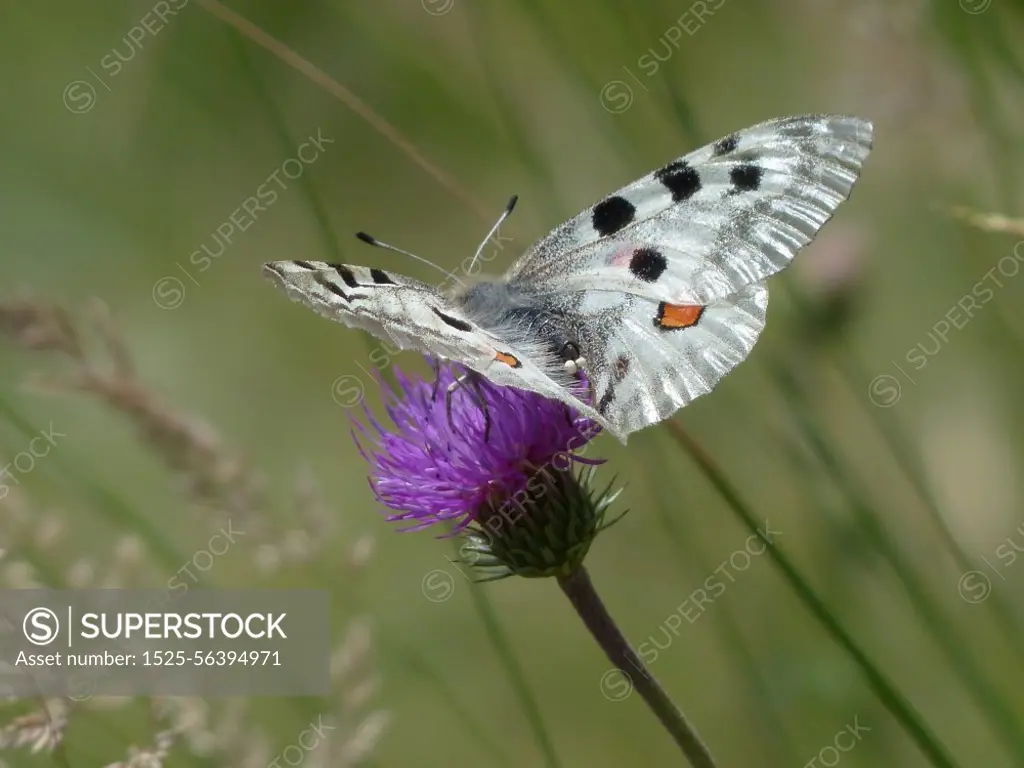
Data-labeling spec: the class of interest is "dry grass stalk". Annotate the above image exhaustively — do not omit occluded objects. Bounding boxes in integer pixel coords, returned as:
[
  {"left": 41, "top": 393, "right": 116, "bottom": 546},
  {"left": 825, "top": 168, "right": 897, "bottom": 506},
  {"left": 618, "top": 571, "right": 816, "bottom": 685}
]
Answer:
[
  {"left": 104, "top": 729, "right": 175, "bottom": 768},
  {"left": 0, "top": 699, "right": 68, "bottom": 754},
  {"left": 946, "top": 205, "right": 1024, "bottom": 237},
  {"left": 0, "top": 294, "right": 263, "bottom": 525},
  {"left": 0, "top": 292, "right": 388, "bottom": 764}
]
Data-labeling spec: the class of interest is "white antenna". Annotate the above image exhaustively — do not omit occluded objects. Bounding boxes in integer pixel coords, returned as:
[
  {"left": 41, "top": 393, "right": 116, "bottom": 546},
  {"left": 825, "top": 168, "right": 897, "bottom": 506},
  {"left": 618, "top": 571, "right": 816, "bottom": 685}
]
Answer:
[
  {"left": 466, "top": 195, "right": 518, "bottom": 276},
  {"left": 355, "top": 231, "right": 464, "bottom": 287}
]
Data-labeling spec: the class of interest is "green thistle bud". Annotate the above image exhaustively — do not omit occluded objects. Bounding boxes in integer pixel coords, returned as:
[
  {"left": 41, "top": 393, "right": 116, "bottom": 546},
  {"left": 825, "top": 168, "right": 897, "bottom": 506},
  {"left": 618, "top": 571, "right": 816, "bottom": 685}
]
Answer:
[{"left": 456, "top": 466, "right": 627, "bottom": 581}]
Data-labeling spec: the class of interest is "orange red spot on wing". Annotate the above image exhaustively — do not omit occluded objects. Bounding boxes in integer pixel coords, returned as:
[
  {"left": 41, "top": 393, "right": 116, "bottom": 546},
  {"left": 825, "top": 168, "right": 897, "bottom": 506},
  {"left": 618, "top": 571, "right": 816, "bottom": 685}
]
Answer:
[
  {"left": 494, "top": 351, "right": 522, "bottom": 368},
  {"left": 655, "top": 302, "right": 705, "bottom": 330}
]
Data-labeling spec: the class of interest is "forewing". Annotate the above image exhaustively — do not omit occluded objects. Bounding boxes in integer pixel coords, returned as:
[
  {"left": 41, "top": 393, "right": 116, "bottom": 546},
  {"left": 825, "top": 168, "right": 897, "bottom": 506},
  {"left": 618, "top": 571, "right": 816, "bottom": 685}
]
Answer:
[
  {"left": 508, "top": 115, "right": 872, "bottom": 304},
  {"left": 263, "top": 260, "right": 495, "bottom": 363},
  {"left": 573, "top": 284, "right": 769, "bottom": 435},
  {"left": 262, "top": 260, "right": 621, "bottom": 434}
]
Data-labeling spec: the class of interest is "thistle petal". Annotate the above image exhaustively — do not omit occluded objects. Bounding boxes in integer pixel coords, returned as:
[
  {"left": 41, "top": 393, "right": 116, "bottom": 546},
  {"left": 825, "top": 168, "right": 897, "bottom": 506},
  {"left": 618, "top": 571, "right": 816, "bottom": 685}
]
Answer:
[{"left": 354, "top": 360, "right": 602, "bottom": 531}]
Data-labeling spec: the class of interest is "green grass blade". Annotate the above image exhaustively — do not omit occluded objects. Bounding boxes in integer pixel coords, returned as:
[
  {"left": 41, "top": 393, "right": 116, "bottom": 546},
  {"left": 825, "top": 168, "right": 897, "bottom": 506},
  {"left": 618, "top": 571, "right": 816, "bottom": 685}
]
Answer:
[
  {"left": 231, "top": 32, "right": 346, "bottom": 264},
  {"left": 228, "top": 31, "right": 392, "bottom": 385},
  {"left": 664, "top": 422, "right": 961, "bottom": 768},
  {"left": 783, "top": 282, "right": 1024, "bottom": 661},
  {"left": 0, "top": 392, "right": 186, "bottom": 572},
  {"left": 769, "top": 359, "right": 1024, "bottom": 759},
  {"left": 833, "top": 350, "right": 1024, "bottom": 657},
  {"left": 455, "top": 543, "right": 564, "bottom": 768},
  {"left": 642, "top": 434, "right": 799, "bottom": 765},
  {"left": 319, "top": 561, "right": 518, "bottom": 767}
]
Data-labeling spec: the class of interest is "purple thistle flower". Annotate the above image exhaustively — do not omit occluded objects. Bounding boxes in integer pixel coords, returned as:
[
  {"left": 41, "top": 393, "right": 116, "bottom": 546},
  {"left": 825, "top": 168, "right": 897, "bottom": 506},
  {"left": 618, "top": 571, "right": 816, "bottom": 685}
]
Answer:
[{"left": 354, "top": 362, "right": 603, "bottom": 534}]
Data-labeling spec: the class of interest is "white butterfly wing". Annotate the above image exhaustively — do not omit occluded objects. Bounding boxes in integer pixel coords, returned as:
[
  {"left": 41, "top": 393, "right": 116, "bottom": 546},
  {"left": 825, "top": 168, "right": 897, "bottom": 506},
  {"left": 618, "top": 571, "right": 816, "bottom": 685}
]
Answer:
[
  {"left": 265, "top": 114, "right": 871, "bottom": 443},
  {"left": 263, "top": 261, "right": 494, "bottom": 362},
  {"left": 262, "top": 260, "right": 620, "bottom": 434},
  {"left": 508, "top": 115, "right": 872, "bottom": 304},
  {"left": 568, "top": 285, "right": 768, "bottom": 435}
]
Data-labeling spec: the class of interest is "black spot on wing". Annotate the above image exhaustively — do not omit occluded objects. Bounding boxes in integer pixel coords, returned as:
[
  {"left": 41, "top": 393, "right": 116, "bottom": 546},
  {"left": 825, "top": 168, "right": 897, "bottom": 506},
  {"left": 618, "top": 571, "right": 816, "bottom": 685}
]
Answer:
[
  {"left": 598, "top": 358, "right": 632, "bottom": 415},
  {"left": 370, "top": 268, "right": 395, "bottom": 285},
  {"left": 294, "top": 260, "right": 317, "bottom": 270},
  {"left": 713, "top": 134, "right": 738, "bottom": 156},
  {"left": 591, "top": 196, "right": 636, "bottom": 237},
  {"left": 629, "top": 248, "right": 668, "bottom": 282},
  {"left": 432, "top": 307, "right": 473, "bottom": 332},
  {"left": 654, "top": 160, "right": 701, "bottom": 202},
  {"left": 730, "top": 164, "right": 763, "bottom": 192},
  {"left": 327, "top": 264, "right": 359, "bottom": 288},
  {"left": 313, "top": 272, "right": 351, "bottom": 302}
]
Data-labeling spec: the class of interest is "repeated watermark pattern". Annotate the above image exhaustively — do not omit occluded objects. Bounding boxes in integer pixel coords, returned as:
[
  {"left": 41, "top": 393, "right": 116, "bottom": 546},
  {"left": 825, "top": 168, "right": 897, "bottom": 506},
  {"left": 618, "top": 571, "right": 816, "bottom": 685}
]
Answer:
[
  {"left": 802, "top": 717, "right": 871, "bottom": 767},
  {"left": 267, "top": 714, "right": 335, "bottom": 768},
  {"left": 0, "top": 422, "right": 66, "bottom": 500},
  {"left": 599, "top": 520, "right": 781, "bottom": 701},
  {"left": 599, "top": 0, "right": 728, "bottom": 114},
  {"left": 957, "top": 520, "right": 1024, "bottom": 604},
  {"left": 166, "top": 520, "right": 246, "bottom": 595},
  {"left": 420, "top": 505, "right": 533, "bottom": 601},
  {"left": 421, "top": 0, "right": 455, "bottom": 15},
  {"left": 960, "top": 0, "right": 992, "bottom": 13},
  {"left": 868, "top": 240, "right": 1024, "bottom": 407},
  {"left": 152, "top": 129, "right": 334, "bottom": 310},
  {"left": 63, "top": 0, "right": 190, "bottom": 114},
  {"left": 331, "top": 228, "right": 515, "bottom": 409},
  {"left": 58, "top": 519, "right": 245, "bottom": 701},
  {"left": 421, "top": 569, "right": 456, "bottom": 603}
]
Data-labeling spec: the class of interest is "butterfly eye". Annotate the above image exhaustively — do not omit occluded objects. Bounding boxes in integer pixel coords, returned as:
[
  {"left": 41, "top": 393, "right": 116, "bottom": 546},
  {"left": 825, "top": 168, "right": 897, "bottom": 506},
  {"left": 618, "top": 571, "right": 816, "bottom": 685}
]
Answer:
[{"left": 559, "top": 341, "right": 582, "bottom": 363}]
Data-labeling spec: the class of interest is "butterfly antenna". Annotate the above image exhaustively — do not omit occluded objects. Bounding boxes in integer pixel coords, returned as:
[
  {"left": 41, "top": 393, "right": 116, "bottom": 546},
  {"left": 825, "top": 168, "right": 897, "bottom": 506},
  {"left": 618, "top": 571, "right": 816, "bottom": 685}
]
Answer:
[
  {"left": 467, "top": 195, "right": 517, "bottom": 276},
  {"left": 355, "top": 231, "right": 464, "bottom": 287}
]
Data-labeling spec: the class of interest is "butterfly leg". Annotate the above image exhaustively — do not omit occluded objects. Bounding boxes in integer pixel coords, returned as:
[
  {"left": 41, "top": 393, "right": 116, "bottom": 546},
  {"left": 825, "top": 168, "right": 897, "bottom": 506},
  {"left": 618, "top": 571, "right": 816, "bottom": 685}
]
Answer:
[
  {"left": 562, "top": 405, "right": 575, "bottom": 430},
  {"left": 445, "top": 372, "right": 492, "bottom": 443},
  {"left": 467, "top": 374, "right": 493, "bottom": 443},
  {"left": 429, "top": 357, "right": 443, "bottom": 402}
]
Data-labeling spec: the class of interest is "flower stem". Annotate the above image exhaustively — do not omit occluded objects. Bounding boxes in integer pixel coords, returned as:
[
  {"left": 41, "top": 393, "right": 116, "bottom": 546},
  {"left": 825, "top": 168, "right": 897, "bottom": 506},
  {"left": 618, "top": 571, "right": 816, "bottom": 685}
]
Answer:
[
  {"left": 557, "top": 565, "right": 717, "bottom": 767},
  {"left": 460, "top": 542, "right": 563, "bottom": 768}
]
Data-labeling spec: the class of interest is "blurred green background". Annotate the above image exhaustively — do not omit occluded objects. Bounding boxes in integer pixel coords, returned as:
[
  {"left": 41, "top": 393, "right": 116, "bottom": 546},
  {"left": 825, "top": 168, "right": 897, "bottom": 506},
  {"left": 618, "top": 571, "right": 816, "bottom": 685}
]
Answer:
[{"left": 3, "top": 0, "right": 1024, "bottom": 765}]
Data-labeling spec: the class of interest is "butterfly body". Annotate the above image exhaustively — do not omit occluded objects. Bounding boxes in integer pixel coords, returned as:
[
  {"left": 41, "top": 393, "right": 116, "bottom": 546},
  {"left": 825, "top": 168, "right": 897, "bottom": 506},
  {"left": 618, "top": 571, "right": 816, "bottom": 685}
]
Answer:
[
  {"left": 455, "top": 280, "right": 584, "bottom": 369},
  {"left": 264, "top": 115, "right": 874, "bottom": 443}
]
